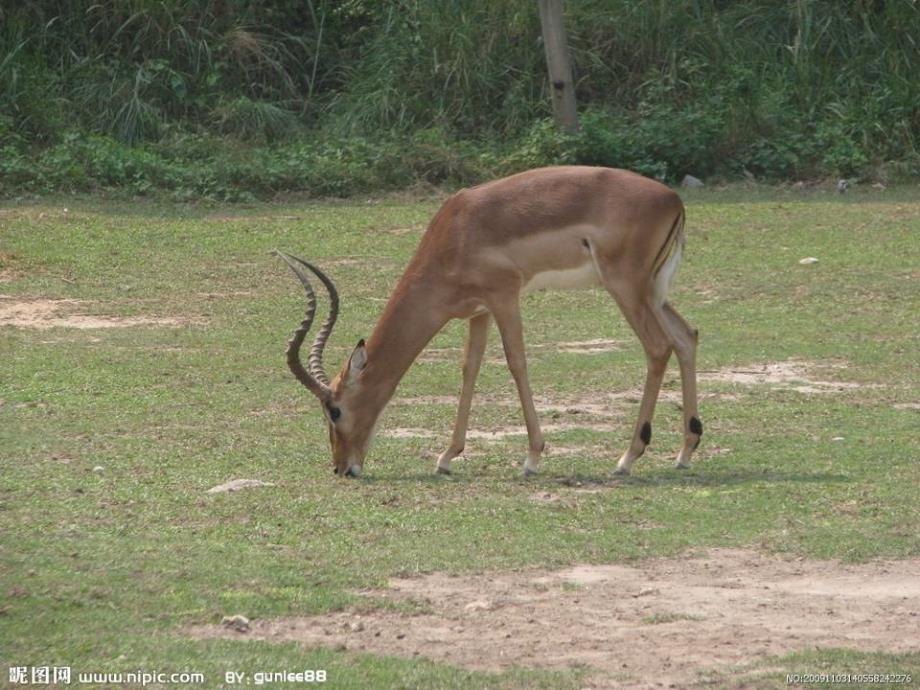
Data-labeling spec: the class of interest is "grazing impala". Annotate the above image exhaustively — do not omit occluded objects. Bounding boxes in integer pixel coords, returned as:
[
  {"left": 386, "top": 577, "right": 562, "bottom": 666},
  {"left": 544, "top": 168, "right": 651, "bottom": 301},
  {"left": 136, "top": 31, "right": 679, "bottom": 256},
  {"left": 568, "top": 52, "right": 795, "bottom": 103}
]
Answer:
[{"left": 276, "top": 166, "right": 702, "bottom": 478}]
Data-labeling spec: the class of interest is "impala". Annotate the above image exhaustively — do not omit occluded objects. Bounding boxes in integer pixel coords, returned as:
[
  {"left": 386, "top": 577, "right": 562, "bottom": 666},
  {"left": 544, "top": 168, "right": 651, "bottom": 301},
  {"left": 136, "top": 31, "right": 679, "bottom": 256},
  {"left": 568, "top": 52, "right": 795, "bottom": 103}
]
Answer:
[{"left": 276, "top": 166, "right": 702, "bottom": 478}]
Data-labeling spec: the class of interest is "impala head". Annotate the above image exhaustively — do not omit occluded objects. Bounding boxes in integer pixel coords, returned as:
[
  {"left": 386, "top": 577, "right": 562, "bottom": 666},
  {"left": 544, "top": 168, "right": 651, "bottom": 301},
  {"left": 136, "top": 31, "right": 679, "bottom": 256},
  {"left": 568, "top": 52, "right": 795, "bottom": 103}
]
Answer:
[{"left": 275, "top": 252, "right": 373, "bottom": 478}]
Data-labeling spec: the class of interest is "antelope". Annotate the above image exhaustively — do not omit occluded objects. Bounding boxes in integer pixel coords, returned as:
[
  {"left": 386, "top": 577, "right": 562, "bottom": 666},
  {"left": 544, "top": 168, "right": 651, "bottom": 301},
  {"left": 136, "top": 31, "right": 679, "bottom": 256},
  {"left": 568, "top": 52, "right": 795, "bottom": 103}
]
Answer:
[{"left": 276, "top": 166, "right": 702, "bottom": 478}]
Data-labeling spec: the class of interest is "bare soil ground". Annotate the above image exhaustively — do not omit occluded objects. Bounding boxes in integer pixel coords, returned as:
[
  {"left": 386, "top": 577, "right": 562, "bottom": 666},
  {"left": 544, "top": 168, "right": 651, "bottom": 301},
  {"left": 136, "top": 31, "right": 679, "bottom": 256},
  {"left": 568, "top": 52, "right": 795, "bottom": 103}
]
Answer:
[
  {"left": 699, "top": 360, "right": 875, "bottom": 394},
  {"left": 417, "top": 338, "right": 623, "bottom": 364},
  {"left": 0, "top": 296, "right": 199, "bottom": 329},
  {"left": 189, "top": 549, "right": 920, "bottom": 689},
  {"left": 382, "top": 358, "right": 872, "bottom": 445},
  {"left": 0, "top": 252, "right": 25, "bottom": 283}
]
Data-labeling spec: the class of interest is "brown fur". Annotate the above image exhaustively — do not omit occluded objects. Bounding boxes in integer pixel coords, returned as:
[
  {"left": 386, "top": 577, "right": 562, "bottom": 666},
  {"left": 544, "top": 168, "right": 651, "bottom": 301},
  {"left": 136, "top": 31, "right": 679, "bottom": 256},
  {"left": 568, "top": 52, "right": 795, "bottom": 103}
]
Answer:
[{"left": 310, "top": 166, "right": 700, "bottom": 476}]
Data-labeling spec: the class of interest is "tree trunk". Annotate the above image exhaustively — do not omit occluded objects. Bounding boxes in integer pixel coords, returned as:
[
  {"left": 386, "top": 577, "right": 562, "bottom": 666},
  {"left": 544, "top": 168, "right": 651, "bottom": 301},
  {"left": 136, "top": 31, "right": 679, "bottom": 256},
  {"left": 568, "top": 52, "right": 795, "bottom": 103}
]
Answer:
[{"left": 537, "top": 0, "right": 579, "bottom": 132}]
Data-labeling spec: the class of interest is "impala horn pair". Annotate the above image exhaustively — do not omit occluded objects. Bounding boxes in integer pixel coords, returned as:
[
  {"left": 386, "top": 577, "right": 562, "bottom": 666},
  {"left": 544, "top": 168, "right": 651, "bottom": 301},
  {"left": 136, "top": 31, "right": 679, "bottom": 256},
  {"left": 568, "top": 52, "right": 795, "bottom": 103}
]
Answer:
[{"left": 272, "top": 251, "right": 339, "bottom": 402}]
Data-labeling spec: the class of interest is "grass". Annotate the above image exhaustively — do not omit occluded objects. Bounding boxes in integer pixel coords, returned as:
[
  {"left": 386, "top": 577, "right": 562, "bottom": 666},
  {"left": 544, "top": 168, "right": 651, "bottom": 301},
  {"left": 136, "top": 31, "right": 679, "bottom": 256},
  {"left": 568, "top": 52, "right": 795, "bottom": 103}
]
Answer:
[
  {"left": 1, "top": 185, "right": 919, "bottom": 688},
  {"left": 640, "top": 613, "right": 703, "bottom": 626}
]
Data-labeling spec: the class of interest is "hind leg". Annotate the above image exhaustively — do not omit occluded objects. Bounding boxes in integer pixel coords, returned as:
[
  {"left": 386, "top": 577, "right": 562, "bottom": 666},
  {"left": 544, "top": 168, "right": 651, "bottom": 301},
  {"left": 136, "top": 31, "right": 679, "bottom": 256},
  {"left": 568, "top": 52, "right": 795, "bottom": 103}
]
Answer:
[
  {"left": 604, "top": 284, "right": 674, "bottom": 475},
  {"left": 660, "top": 301, "right": 702, "bottom": 467}
]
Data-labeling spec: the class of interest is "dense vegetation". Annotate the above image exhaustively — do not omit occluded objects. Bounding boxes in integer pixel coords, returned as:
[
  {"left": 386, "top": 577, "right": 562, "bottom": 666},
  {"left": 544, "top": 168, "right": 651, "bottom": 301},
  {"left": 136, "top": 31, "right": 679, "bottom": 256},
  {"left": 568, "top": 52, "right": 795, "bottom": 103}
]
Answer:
[{"left": 2, "top": 1, "right": 918, "bottom": 199}]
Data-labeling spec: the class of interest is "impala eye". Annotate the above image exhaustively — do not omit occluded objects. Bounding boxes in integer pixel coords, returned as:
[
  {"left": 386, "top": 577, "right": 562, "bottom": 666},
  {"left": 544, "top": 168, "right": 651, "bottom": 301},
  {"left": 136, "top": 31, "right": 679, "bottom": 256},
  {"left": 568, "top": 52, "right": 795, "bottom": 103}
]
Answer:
[{"left": 327, "top": 405, "right": 341, "bottom": 422}]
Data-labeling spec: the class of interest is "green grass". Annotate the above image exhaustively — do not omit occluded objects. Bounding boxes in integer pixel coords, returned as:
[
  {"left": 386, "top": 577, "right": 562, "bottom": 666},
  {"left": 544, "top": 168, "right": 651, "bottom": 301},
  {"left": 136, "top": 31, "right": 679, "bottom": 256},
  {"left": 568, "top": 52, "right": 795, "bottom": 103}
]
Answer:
[{"left": 1, "top": 186, "right": 919, "bottom": 689}]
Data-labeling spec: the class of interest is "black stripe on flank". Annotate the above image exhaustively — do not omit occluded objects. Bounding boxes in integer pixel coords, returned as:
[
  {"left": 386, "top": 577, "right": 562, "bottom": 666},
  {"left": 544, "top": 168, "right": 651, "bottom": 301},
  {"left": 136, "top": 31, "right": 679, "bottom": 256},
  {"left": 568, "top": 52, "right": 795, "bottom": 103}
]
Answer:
[{"left": 651, "top": 210, "right": 683, "bottom": 277}]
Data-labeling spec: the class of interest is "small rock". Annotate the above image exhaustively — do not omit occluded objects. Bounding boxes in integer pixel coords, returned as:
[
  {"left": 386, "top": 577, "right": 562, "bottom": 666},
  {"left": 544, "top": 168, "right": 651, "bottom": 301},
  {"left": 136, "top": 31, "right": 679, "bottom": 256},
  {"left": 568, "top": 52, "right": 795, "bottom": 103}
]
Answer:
[
  {"left": 221, "top": 615, "right": 250, "bottom": 633},
  {"left": 396, "top": 632, "right": 406, "bottom": 639},
  {"left": 798, "top": 257, "right": 819, "bottom": 265},
  {"left": 207, "top": 479, "right": 275, "bottom": 494},
  {"left": 837, "top": 179, "right": 849, "bottom": 193},
  {"left": 872, "top": 182, "right": 886, "bottom": 190},
  {"left": 832, "top": 436, "right": 845, "bottom": 441},
  {"left": 349, "top": 621, "right": 365, "bottom": 632},
  {"left": 681, "top": 174, "right": 704, "bottom": 188},
  {"left": 92, "top": 466, "right": 104, "bottom": 473}
]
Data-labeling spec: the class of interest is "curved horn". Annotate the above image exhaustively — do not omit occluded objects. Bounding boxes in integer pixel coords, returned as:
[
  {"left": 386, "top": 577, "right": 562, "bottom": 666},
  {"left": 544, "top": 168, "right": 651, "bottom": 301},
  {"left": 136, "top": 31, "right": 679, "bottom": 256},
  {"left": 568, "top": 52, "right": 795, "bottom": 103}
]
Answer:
[
  {"left": 283, "top": 254, "right": 339, "bottom": 387},
  {"left": 274, "top": 251, "right": 332, "bottom": 401}
]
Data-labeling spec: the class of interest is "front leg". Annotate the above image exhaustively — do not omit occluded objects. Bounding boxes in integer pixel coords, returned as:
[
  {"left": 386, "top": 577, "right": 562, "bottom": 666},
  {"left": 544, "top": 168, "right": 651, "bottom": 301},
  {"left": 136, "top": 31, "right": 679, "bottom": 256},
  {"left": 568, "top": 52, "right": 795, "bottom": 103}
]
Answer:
[
  {"left": 489, "top": 298, "right": 544, "bottom": 477},
  {"left": 437, "top": 312, "right": 491, "bottom": 474}
]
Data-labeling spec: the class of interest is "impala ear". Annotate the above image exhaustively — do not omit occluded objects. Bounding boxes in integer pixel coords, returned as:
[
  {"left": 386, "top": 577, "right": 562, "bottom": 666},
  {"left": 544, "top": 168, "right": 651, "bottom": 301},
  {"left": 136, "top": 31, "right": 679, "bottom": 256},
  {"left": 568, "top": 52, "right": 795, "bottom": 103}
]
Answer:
[{"left": 347, "top": 339, "right": 367, "bottom": 380}]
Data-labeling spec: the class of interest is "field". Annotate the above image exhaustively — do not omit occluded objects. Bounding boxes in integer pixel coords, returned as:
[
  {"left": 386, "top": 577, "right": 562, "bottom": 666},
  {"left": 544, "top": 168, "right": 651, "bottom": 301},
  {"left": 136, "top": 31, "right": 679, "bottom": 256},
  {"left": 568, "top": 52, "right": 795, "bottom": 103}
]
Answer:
[{"left": 1, "top": 186, "right": 919, "bottom": 689}]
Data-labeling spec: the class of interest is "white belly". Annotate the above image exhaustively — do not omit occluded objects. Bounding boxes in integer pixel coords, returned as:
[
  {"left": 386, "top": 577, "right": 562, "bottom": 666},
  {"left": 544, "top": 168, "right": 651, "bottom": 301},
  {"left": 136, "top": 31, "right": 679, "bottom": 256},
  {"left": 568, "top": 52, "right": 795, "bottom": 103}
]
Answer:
[{"left": 523, "top": 261, "right": 601, "bottom": 292}]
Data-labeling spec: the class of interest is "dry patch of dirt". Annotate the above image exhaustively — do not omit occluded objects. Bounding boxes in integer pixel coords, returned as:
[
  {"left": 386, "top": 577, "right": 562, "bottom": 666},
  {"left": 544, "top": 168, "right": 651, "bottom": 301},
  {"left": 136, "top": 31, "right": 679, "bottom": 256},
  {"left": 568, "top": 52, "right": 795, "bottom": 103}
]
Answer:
[
  {"left": 0, "top": 252, "right": 26, "bottom": 283},
  {"left": 417, "top": 339, "right": 623, "bottom": 364},
  {"left": 393, "top": 393, "right": 627, "bottom": 420},
  {"left": 0, "top": 296, "right": 201, "bottom": 330},
  {"left": 700, "top": 360, "right": 876, "bottom": 394},
  {"left": 386, "top": 388, "right": 732, "bottom": 445},
  {"left": 206, "top": 478, "right": 275, "bottom": 494},
  {"left": 382, "top": 389, "right": 739, "bottom": 456},
  {"left": 555, "top": 338, "right": 623, "bottom": 354},
  {"left": 188, "top": 548, "right": 920, "bottom": 689},
  {"left": 382, "top": 422, "right": 616, "bottom": 441},
  {"left": 0, "top": 268, "right": 21, "bottom": 284}
]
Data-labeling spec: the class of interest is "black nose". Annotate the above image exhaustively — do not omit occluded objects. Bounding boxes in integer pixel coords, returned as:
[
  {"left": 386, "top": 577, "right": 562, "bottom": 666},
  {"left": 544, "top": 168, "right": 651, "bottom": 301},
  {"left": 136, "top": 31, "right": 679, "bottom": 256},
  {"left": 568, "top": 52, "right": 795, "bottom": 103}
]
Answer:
[{"left": 333, "top": 467, "right": 339, "bottom": 475}]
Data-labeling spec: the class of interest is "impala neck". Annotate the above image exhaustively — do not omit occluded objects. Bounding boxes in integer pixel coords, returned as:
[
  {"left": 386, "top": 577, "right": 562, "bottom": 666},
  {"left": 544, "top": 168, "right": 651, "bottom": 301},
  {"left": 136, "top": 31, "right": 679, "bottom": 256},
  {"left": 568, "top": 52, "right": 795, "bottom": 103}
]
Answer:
[{"left": 359, "top": 272, "right": 448, "bottom": 414}]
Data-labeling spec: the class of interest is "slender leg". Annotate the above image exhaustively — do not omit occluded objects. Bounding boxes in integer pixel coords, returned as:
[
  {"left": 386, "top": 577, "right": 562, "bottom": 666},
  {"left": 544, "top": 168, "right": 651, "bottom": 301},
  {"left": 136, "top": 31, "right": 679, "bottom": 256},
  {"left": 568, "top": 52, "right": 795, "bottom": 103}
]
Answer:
[
  {"left": 436, "top": 312, "right": 491, "bottom": 474},
  {"left": 489, "top": 298, "right": 544, "bottom": 476},
  {"left": 660, "top": 301, "right": 702, "bottom": 468},
  {"left": 605, "top": 290, "right": 674, "bottom": 475}
]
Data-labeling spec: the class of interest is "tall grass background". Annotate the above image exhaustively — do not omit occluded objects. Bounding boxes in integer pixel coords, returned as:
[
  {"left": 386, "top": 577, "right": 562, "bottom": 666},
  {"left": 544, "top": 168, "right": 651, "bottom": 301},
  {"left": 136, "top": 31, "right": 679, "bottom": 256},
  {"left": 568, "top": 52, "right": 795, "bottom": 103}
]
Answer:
[{"left": 1, "top": 0, "right": 918, "bottom": 198}]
